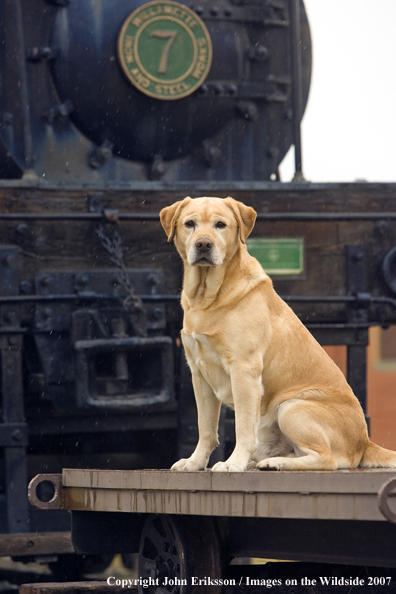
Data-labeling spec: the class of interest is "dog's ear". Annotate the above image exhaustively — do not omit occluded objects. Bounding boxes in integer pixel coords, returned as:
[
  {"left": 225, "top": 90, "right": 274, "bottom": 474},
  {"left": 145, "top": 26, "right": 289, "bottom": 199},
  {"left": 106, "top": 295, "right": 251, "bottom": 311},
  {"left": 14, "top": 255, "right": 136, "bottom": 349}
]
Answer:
[
  {"left": 224, "top": 197, "right": 257, "bottom": 243},
  {"left": 160, "top": 197, "right": 192, "bottom": 242}
]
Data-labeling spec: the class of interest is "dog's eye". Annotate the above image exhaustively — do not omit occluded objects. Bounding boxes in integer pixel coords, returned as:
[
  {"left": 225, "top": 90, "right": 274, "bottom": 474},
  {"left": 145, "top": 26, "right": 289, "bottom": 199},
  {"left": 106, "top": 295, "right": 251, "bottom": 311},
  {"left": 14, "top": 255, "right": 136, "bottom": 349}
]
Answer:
[
  {"left": 216, "top": 221, "right": 226, "bottom": 229},
  {"left": 185, "top": 220, "right": 195, "bottom": 228}
]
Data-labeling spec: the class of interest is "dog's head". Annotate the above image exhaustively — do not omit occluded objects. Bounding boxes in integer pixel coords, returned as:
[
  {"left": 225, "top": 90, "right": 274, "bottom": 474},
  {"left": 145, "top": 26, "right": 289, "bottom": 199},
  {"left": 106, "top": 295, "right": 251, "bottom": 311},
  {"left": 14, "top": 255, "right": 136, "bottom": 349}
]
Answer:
[{"left": 160, "top": 196, "right": 257, "bottom": 267}]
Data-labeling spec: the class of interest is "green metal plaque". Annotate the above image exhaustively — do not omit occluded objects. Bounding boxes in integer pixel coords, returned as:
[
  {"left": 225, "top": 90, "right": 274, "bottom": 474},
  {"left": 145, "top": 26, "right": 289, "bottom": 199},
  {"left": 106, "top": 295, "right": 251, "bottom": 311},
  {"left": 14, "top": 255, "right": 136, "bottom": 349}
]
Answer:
[
  {"left": 246, "top": 238, "right": 304, "bottom": 276},
  {"left": 118, "top": 1, "right": 212, "bottom": 100}
]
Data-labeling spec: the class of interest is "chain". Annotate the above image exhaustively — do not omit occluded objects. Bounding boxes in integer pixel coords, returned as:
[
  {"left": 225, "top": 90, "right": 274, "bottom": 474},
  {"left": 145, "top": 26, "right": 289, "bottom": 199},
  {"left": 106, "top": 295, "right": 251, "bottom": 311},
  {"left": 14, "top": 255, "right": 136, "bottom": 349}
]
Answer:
[{"left": 96, "top": 223, "right": 147, "bottom": 335}]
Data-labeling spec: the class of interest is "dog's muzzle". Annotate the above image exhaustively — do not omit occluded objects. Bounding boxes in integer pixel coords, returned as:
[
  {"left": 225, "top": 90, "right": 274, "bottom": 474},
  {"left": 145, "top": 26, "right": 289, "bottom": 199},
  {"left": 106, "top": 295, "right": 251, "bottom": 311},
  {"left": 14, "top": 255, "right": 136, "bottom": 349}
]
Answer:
[
  {"left": 191, "top": 237, "right": 216, "bottom": 265},
  {"left": 195, "top": 237, "right": 213, "bottom": 253}
]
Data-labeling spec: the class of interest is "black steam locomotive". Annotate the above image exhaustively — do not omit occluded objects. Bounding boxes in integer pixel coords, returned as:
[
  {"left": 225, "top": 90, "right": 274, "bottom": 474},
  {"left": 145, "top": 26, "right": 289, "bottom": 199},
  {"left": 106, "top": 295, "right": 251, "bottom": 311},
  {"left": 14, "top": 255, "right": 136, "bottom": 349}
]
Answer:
[
  {"left": 2, "top": 0, "right": 396, "bottom": 576},
  {"left": 1, "top": 0, "right": 311, "bottom": 182}
]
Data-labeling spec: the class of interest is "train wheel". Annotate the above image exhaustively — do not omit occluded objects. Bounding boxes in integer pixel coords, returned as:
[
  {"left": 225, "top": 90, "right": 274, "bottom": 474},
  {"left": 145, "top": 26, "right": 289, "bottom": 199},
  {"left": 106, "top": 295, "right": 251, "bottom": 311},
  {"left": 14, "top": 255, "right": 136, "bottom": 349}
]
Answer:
[{"left": 138, "top": 514, "right": 224, "bottom": 594}]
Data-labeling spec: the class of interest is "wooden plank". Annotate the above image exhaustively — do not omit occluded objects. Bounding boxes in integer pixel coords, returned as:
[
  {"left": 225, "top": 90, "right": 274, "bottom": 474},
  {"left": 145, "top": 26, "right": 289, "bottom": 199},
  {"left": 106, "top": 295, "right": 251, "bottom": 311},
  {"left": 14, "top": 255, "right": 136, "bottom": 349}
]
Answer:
[
  {"left": 62, "top": 469, "right": 212, "bottom": 491},
  {"left": 1, "top": 182, "right": 396, "bottom": 325},
  {"left": 62, "top": 486, "right": 388, "bottom": 522},
  {"left": 60, "top": 468, "right": 396, "bottom": 522},
  {"left": 62, "top": 468, "right": 396, "bottom": 494},
  {"left": 0, "top": 532, "right": 73, "bottom": 556},
  {"left": 20, "top": 582, "right": 137, "bottom": 594}
]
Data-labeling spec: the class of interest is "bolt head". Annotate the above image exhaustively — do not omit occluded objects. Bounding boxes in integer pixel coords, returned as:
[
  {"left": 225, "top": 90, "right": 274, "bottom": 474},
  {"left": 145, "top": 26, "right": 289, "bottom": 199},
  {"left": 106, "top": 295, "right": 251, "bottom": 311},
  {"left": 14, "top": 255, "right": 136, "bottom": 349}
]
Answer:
[
  {"left": 20, "top": 280, "right": 32, "bottom": 294},
  {"left": 12, "top": 429, "right": 23, "bottom": 441},
  {"left": 16, "top": 223, "right": 29, "bottom": 236}
]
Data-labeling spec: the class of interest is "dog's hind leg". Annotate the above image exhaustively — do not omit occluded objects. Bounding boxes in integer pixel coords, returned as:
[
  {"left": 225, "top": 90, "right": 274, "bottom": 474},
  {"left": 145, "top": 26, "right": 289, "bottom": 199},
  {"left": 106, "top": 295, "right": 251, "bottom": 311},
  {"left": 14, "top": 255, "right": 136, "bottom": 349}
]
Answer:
[{"left": 256, "top": 399, "right": 339, "bottom": 471}]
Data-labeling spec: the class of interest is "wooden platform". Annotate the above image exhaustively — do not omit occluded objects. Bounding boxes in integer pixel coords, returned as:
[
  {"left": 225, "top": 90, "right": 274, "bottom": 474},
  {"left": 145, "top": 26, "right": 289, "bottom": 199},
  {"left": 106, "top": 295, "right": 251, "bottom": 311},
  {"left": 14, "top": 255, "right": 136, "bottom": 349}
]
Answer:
[
  {"left": 47, "top": 468, "right": 396, "bottom": 522},
  {"left": 19, "top": 583, "right": 137, "bottom": 594}
]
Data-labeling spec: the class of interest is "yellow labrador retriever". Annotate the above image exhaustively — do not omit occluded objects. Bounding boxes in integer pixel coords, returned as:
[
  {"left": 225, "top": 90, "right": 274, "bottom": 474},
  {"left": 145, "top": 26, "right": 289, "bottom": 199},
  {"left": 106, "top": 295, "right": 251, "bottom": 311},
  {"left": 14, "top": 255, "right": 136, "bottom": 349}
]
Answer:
[{"left": 160, "top": 196, "right": 396, "bottom": 471}]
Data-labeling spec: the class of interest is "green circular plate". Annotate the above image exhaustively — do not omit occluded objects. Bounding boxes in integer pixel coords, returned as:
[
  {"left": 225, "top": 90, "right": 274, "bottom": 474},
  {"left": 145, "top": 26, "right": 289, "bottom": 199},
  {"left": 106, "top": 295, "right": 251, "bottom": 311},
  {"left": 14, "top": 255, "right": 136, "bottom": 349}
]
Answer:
[{"left": 118, "top": 1, "right": 212, "bottom": 100}]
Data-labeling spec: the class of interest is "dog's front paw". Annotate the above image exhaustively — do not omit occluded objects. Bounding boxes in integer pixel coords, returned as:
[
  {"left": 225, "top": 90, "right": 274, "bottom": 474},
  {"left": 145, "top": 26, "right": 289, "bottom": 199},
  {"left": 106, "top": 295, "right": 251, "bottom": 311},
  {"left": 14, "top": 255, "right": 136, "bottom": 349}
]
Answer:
[
  {"left": 211, "top": 461, "right": 245, "bottom": 472},
  {"left": 256, "top": 457, "right": 283, "bottom": 471},
  {"left": 171, "top": 458, "right": 205, "bottom": 471}
]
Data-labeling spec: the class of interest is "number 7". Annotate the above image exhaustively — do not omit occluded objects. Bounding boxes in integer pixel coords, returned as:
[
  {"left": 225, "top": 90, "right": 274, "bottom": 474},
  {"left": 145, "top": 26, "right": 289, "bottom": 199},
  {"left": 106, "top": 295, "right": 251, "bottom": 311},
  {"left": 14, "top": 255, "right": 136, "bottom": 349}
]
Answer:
[{"left": 150, "top": 30, "right": 178, "bottom": 74}]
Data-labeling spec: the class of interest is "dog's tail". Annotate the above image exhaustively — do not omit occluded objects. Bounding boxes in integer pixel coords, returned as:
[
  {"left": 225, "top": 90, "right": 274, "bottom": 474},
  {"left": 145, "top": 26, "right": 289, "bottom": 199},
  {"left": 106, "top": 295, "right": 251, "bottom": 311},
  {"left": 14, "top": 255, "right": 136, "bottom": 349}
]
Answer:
[{"left": 359, "top": 441, "right": 396, "bottom": 468}]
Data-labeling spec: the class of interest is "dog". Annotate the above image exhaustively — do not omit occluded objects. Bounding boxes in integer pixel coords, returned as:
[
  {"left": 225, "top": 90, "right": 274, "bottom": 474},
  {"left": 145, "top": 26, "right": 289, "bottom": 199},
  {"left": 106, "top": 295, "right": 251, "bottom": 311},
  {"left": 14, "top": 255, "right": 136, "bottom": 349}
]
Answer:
[{"left": 160, "top": 196, "right": 396, "bottom": 471}]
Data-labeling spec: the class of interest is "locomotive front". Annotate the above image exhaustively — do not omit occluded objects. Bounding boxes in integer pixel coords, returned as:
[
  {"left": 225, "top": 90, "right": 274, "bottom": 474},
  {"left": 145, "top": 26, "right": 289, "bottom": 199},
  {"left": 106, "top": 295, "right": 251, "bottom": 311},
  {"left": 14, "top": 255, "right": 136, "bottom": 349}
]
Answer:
[{"left": 0, "top": 0, "right": 311, "bottom": 182}]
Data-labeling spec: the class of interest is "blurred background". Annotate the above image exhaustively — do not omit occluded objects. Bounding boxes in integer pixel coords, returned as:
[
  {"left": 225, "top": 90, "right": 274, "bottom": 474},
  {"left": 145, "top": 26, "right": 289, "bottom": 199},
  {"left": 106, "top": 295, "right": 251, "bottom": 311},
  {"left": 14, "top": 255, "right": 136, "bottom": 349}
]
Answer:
[{"left": 280, "top": 0, "right": 396, "bottom": 183}]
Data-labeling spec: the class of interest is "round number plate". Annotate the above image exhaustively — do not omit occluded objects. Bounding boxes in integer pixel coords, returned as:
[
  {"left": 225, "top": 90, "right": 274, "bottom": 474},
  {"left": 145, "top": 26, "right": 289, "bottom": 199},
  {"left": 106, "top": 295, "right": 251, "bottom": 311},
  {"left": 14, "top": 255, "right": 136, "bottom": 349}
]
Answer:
[{"left": 118, "top": 1, "right": 212, "bottom": 100}]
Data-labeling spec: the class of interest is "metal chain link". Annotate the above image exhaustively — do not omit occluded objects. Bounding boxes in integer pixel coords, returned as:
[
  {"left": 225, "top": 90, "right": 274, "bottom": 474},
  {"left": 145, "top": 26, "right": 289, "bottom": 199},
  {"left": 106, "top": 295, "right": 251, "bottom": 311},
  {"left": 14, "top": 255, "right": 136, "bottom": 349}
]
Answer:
[{"left": 96, "top": 223, "right": 147, "bottom": 335}]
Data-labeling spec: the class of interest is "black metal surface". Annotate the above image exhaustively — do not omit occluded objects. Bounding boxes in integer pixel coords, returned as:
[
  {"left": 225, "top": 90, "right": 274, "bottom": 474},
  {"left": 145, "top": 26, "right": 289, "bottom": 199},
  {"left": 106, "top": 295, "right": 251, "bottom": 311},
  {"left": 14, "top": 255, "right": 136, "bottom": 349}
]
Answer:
[
  {"left": 10, "top": 0, "right": 33, "bottom": 171},
  {"left": 0, "top": 0, "right": 311, "bottom": 181},
  {"left": 0, "top": 247, "right": 29, "bottom": 534},
  {"left": 290, "top": 0, "right": 304, "bottom": 179},
  {"left": 75, "top": 336, "right": 174, "bottom": 411},
  {"left": 226, "top": 517, "right": 396, "bottom": 567},
  {"left": 346, "top": 246, "right": 369, "bottom": 424},
  {"left": 71, "top": 509, "right": 396, "bottom": 569},
  {"left": 27, "top": 268, "right": 172, "bottom": 414},
  {"left": 382, "top": 247, "right": 396, "bottom": 295},
  {"left": 190, "top": 3, "right": 290, "bottom": 24},
  {"left": 72, "top": 511, "right": 143, "bottom": 555},
  {"left": 1, "top": 210, "right": 396, "bottom": 221}
]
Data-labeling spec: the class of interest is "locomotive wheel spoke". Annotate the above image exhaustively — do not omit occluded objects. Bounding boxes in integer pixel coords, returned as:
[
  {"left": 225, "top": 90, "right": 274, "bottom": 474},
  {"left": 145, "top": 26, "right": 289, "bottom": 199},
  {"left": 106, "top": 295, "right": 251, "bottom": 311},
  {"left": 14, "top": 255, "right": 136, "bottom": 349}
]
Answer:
[{"left": 138, "top": 514, "right": 224, "bottom": 594}]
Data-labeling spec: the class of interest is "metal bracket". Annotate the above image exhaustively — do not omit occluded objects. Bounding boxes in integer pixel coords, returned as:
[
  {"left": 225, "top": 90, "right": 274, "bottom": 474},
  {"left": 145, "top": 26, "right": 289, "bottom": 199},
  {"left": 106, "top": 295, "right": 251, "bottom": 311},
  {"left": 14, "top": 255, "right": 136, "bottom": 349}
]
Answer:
[
  {"left": 88, "top": 194, "right": 104, "bottom": 214},
  {"left": 74, "top": 336, "right": 174, "bottom": 410},
  {"left": 382, "top": 246, "right": 396, "bottom": 294},
  {"left": 45, "top": 100, "right": 74, "bottom": 125},
  {"left": 347, "top": 245, "right": 369, "bottom": 324},
  {"left": 0, "top": 423, "right": 28, "bottom": 447},
  {"left": 89, "top": 140, "right": 114, "bottom": 170},
  {"left": 198, "top": 78, "right": 291, "bottom": 102},
  {"left": 346, "top": 245, "right": 370, "bottom": 428},
  {"left": 192, "top": 3, "right": 289, "bottom": 26},
  {"left": 28, "top": 474, "right": 64, "bottom": 511},
  {"left": 378, "top": 477, "right": 396, "bottom": 523}
]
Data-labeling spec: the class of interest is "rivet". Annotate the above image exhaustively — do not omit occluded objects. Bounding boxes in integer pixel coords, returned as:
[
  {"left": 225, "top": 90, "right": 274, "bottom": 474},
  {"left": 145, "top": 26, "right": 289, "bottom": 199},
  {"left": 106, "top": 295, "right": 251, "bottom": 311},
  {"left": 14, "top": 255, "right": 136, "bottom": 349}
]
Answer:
[
  {"left": 148, "top": 274, "right": 161, "bottom": 287},
  {"left": 151, "top": 308, "right": 163, "bottom": 321},
  {"left": 11, "top": 429, "right": 23, "bottom": 441},
  {"left": 40, "top": 308, "right": 51, "bottom": 321},
  {"left": 16, "top": 223, "right": 29, "bottom": 236},
  {"left": 20, "top": 280, "right": 32, "bottom": 294}
]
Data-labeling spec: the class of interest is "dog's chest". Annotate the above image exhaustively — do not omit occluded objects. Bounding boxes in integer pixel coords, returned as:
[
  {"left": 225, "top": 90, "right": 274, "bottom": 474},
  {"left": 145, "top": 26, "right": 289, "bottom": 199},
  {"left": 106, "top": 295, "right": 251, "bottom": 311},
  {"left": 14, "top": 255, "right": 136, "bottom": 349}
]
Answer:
[{"left": 182, "top": 331, "right": 233, "bottom": 406}]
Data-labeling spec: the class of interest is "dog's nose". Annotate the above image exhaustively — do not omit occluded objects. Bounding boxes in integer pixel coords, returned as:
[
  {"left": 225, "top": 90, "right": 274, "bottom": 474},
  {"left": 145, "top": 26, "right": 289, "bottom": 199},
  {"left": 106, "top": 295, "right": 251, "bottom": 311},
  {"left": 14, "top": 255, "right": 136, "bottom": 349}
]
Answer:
[{"left": 195, "top": 237, "right": 213, "bottom": 253}]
